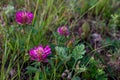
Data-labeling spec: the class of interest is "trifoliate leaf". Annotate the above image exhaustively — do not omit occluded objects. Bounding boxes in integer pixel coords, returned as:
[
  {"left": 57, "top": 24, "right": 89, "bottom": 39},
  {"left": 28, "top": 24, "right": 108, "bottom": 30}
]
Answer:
[
  {"left": 72, "top": 44, "right": 86, "bottom": 60},
  {"left": 55, "top": 46, "right": 71, "bottom": 62}
]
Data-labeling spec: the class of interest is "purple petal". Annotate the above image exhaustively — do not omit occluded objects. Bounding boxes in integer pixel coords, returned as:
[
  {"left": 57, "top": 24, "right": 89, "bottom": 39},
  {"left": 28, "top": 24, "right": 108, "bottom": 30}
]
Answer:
[
  {"left": 15, "top": 11, "right": 33, "bottom": 25},
  {"left": 44, "top": 45, "right": 51, "bottom": 55}
]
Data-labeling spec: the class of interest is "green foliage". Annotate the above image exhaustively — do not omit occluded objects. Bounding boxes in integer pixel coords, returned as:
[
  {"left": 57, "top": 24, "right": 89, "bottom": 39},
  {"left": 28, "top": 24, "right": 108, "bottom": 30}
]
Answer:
[
  {"left": 110, "top": 13, "right": 120, "bottom": 27},
  {"left": 3, "top": 5, "right": 15, "bottom": 17},
  {"left": 103, "top": 39, "right": 120, "bottom": 53},
  {"left": 72, "top": 44, "right": 86, "bottom": 60},
  {"left": 53, "top": 32, "right": 68, "bottom": 46},
  {"left": 55, "top": 46, "right": 71, "bottom": 62},
  {"left": 26, "top": 62, "right": 41, "bottom": 74},
  {"left": 82, "top": 57, "right": 107, "bottom": 80},
  {"left": 81, "top": 22, "right": 90, "bottom": 39},
  {"left": 95, "top": 0, "right": 109, "bottom": 16}
]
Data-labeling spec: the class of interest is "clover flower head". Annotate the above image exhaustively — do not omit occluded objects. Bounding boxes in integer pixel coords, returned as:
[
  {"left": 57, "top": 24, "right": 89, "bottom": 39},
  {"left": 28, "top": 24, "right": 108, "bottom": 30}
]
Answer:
[
  {"left": 29, "top": 45, "right": 51, "bottom": 62},
  {"left": 15, "top": 11, "right": 33, "bottom": 25},
  {"left": 57, "top": 26, "right": 69, "bottom": 36}
]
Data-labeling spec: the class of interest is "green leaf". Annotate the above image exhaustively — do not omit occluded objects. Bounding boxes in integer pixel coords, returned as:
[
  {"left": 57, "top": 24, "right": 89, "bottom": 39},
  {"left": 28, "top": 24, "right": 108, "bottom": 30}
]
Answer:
[
  {"left": 34, "top": 71, "right": 40, "bottom": 80},
  {"left": 81, "top": 22, "right": 90, "bottom": 39},
  {"left": 72, "top": 76, "right": 81, "bottom": 80},
  {"left": 72, "top": 44, "right": 86, "bottom": 60},
  {"left": 25, "top": 66, "right": 40, "bottom": 74},
  {"left": 55, "top": 46, "right": 71, "bottom": 62}
]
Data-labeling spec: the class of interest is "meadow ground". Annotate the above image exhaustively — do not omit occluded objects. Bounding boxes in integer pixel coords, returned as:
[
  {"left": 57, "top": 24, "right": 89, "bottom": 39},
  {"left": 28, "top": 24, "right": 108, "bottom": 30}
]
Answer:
[{"left": 0, "top": 0, "right": 120, "bottom": 80}]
